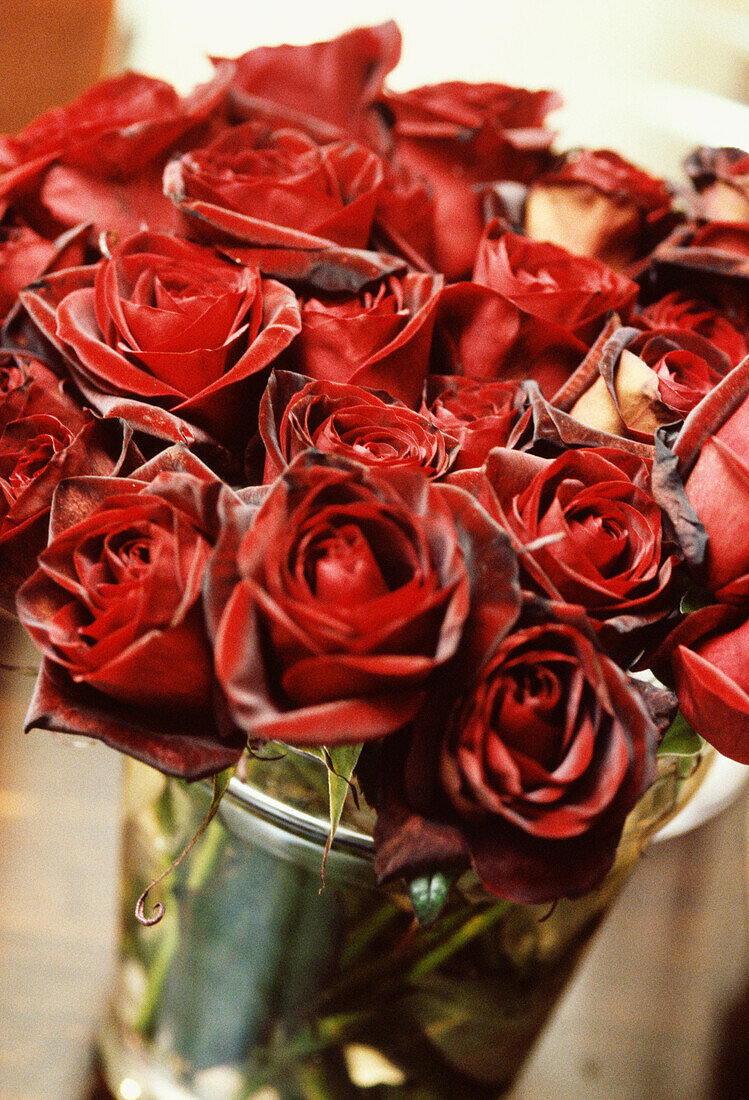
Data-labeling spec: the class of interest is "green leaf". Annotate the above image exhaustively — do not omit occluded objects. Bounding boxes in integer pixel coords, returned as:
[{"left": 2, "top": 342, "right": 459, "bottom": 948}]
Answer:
[
  {"left": 306, "top": 743, "right": 363, "bottom": 884},
  {"left": 408, "top": 872, "right": 453, "bottom": 928},
  {"left": 680, "top": 586, "right": 713, "bottom": 615},
  {"left": 658, "top": 710, "right": 704, "bottom": 758}
]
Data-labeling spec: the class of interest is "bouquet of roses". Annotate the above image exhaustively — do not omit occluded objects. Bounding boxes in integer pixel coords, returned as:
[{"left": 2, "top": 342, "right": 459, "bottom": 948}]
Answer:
[{"left": 1, "top": 19, "right": 748, "bottom": 920}]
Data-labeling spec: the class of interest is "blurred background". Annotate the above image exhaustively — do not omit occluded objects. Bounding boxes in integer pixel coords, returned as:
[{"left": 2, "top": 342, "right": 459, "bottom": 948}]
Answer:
[{"left": 1, "top": 2, "right": 749, "bottom": 1099}]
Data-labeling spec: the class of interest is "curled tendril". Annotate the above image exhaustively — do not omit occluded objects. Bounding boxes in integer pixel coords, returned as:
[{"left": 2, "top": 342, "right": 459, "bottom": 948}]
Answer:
[
  {"left": 538, "top": 898, "right": 559, "bottom": 923},
  {"left": 134, "top": 767, "right": 234, "bottom": 927}
]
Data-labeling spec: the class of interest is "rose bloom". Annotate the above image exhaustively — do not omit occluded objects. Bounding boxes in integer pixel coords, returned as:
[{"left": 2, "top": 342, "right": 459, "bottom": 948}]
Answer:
[
  {"left": 0, "top": 223, "right": 57, "bottom": 323},
  {"left": 259, "top": 371, "right": 458, "bottom": 482},
  {"left": 168, "top": 121, "right": 384, "bottom": 249},
  {"left": 204, "top": 452, "right": 519, "bottom": 746},
  {"left": 371, "top": 603, "right": 658, "bottom": 904},
  {"left": 0, "top": 68, "right": 232, "bottom": 238},
  {"left": 524, "top": 148, "right": 674, "bottom": 270},
  {"left": 565, "top": 325, "right": 731, "bottom": 442},
  {"left": 284, "top": 273, "right": 442, "bottom": 407},
  {"left": 20, "top": 230, "right": 300, "bottom": 451},
  {"left": 473, "top": 224, "right": 639, "bottom": 345},
  {"left": 454, "top": 446, "right": 682, "bottom": 661},
  {"left": 668, "top": 356, "right": 749, "bottom": 602},
  {"left": 221, "top": 21, "right": 401, "bottom": 150},
  {"left": 16, "top": 455, "right": 244, "bottom": 778},
  {"left": 637, "top": 291, "right": 748, "bottom": 368},
  {"left": 423, "top": 374, "right": 528, "bottom": 469},
  {"left": 379, "top": 80, "right": 560, "bottom": 278},
  {"left": 684, "top": 145, "right": 749, "bottom": 223}
]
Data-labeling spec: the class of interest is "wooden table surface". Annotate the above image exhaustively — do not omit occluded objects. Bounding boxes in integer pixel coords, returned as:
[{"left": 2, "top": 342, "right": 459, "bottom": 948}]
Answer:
[{"left": 1, "top": 611, "right": 748, "bottom": 1100}]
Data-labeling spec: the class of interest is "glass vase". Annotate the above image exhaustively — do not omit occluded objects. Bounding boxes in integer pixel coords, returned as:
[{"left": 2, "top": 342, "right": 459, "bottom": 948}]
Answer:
[{"left": 97, "top": 747, "right": 711, "bottom": 1100}]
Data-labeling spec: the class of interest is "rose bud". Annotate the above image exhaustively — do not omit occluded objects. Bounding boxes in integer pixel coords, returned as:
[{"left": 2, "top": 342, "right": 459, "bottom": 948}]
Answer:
[
  {"left": 453, "top": 446, "right": 682, "bottom": 662},
  {"left": 19, "top": 230, "right": 300, "bottom": 452},
  {"left": 423, "top": 374, "right": 529, "bottom": 469},
  {"left": 684, "top": 146, "right": 749, "bottom": 223},
  {"left": 283, "top": 273, "right": 442, "bottom": 408},
  {"left": 371, "top": 601, "right": 658, "bottom": 904},
  {"left": 473, "top": 224, "right": 639, "bottom": 345},
  {"left": 657, "top": 605, "right": 749, "bottom": 765},
  {"left": 204, "top": 451, "right": 520, "bottom": 747},
  {"left": 17, "top": 453, "right": 245, "bottom": 778},
  {"left": 524, "top": 148, "right": 675, "bottom": 270},
  {"left": 562, "top": 325, "right": 731, "bottom": 442},
  {"left": 379, "top": 81, "right": 560, "bottom": 279},
  {"left": 0, "top": 67, "right": 233, "bottom": 239},
  {"left": 259, "top": 371, "right": 458, "bottom": 483}
]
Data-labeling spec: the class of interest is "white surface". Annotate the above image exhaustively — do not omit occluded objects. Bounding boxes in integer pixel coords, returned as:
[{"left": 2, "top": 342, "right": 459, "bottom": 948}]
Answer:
[{"left": 656, "top": 752, "right": 749, "bottom": 842}]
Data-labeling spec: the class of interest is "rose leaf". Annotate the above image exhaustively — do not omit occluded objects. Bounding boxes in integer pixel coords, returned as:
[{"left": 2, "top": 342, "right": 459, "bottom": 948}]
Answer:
[
  {"left": 657, "top": 710, "right": 705, "bottom": 758},
  {"left": 408, "top": 871, "right": 454, "bottom": 928}
]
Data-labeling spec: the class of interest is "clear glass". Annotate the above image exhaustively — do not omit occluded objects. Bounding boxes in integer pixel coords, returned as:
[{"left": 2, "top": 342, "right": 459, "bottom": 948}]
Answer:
[{"left": 97, "top": 748, "right": 711, "bottom": 1100}]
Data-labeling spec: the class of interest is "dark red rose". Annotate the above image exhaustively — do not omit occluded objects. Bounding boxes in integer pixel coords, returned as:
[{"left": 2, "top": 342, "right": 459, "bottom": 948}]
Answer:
[
  {"left": 16, "top": 451, "right": 245, "bottom": 778},
  {"left": 169, "top": 122, "right": 384, "bottom": 250},
  {"left": 0, "top": 223, "right": 57, "bottom": 323},
  {"left": 655, "top": 604, "right": 749, "bottom": 764},
  {"left": 671, "top": 357, "right": 749, "bottom": 602},
  {"left": 164, "top": 128, "right": 402, "bottom": 293},
  {"left": 0, "top": 410, "right": 135, "bottom": 612},
  {"left": 454, "top": 446, "right": 682, "bottom": 660},
  {"left": 524, "top": 148, "right": 674, "bottom": 270},
  {"left": 259, "top": 371, "right": 458, "bottom": 482},
  {"left": 643, "top": 223, "right": 749, "bottom": 339},
  {"left": 219, "top": 22, "right": 401, "bottom": 149},
  {"left": 684, "top": 146, "right": 749, "bottom": 223},
  {"left": 19, "top": 230, "right": 300, "bottom": 451},
  {"left": 637, "top": 291, "right": 748, "bottom": 367},
  {"left": 284, "top": 273, "right": 442, "bottom": 407},
  {"left": 431, "top": 280, "right": 587, "bottom": 399},
  {"left": 371, "top": 161, "right": 436, "bottom": 271},
  {"left": 560, "top": 325, "right": 731, "bottom": 442},
  {"left": 379, "top": 81, "right": 560, "bottom": 278},
  {"left": 0, "top": 68, "right": 233, "bottom": 238},
  {"left": 473, "top": 224, "right": 638, "bottom": 344},
  {"left": 204, "top": 451, "right": 520, "bottom": 746},
  {"left": 371, "top": 601, "right": 658, "bottom": 904},
  {"left": 423, "top": 374, "right": 528, "bottom": 469}
]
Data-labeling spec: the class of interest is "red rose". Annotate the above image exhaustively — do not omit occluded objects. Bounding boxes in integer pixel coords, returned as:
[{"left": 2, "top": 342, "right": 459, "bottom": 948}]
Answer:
[
  {"left": 0, "top": 407, "right": 134, "bottom": 612},
  {"left": 170, "top": 122, "right": 384, "bottom": 250},
  {"left": 259, "top": 371, "right": 458, "bottom": 482},
  {"left": 0, "top": 223, "right": 57, "bottom": 323},
  {"left": 205, "top": 452, "right": 519, "bottom": 746},
  {"left": 524, "top": 148, "right": 674, "bottom": 270},
  {"left": 455, "top": 446, "right": 682, "bottom": 660},
  {"left": 473, "top": 224, "right": 638, "bottom": 344},
  {"left": 220, "top": 22, "right": 401, "bottom": 150},
  {"left": 423, "top": 374, "right": 528, "bottom": 469},
  {"left": 371, "top": 602, "right": 657, "bottom": 903},
  {"left": 20, "top": 231, "right": 300, "bottom": 451},
  {"left": 561, "top": 325, "right": 731, "bottom": 442},
  {"left": 380, "top": 81, "right": 560, "bottom": 278},
  {"left": 164, "top": 128, "right": 402, "bottom": 293},
  {"left": 16, "top": 451, "right": 244, "bottom": 778},
  {"left": 672, "top": 357, "right": 749, "bottom": 601},
  {"left": 0, "top": 68, "right": 232, "bottom": 238},
  {"left": 638, "top": 291, "right": 748, "bottom": 367},
  {"left": 656, "top": 604, "right": 749, "bottom": 764},
  {"left": 431, "top": 280, "right": 587, "bottom": 399},
  {"left": 644, "top": 224, "right": 749, "bottom": 338},
  {"left": 284, "top": 273, "right": 442, "bottom": 407}
]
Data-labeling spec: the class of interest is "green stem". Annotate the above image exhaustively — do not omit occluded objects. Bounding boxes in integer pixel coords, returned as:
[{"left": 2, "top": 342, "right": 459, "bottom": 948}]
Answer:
[
  {"left": 338, "top": 899, "right": 402, "bottom": 970},
  {"left": 405, "top": 901, "right": 510, "bottom": 983},
  {"left": 132, "top": 906, "right": 180, "bottom": 1034}
]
